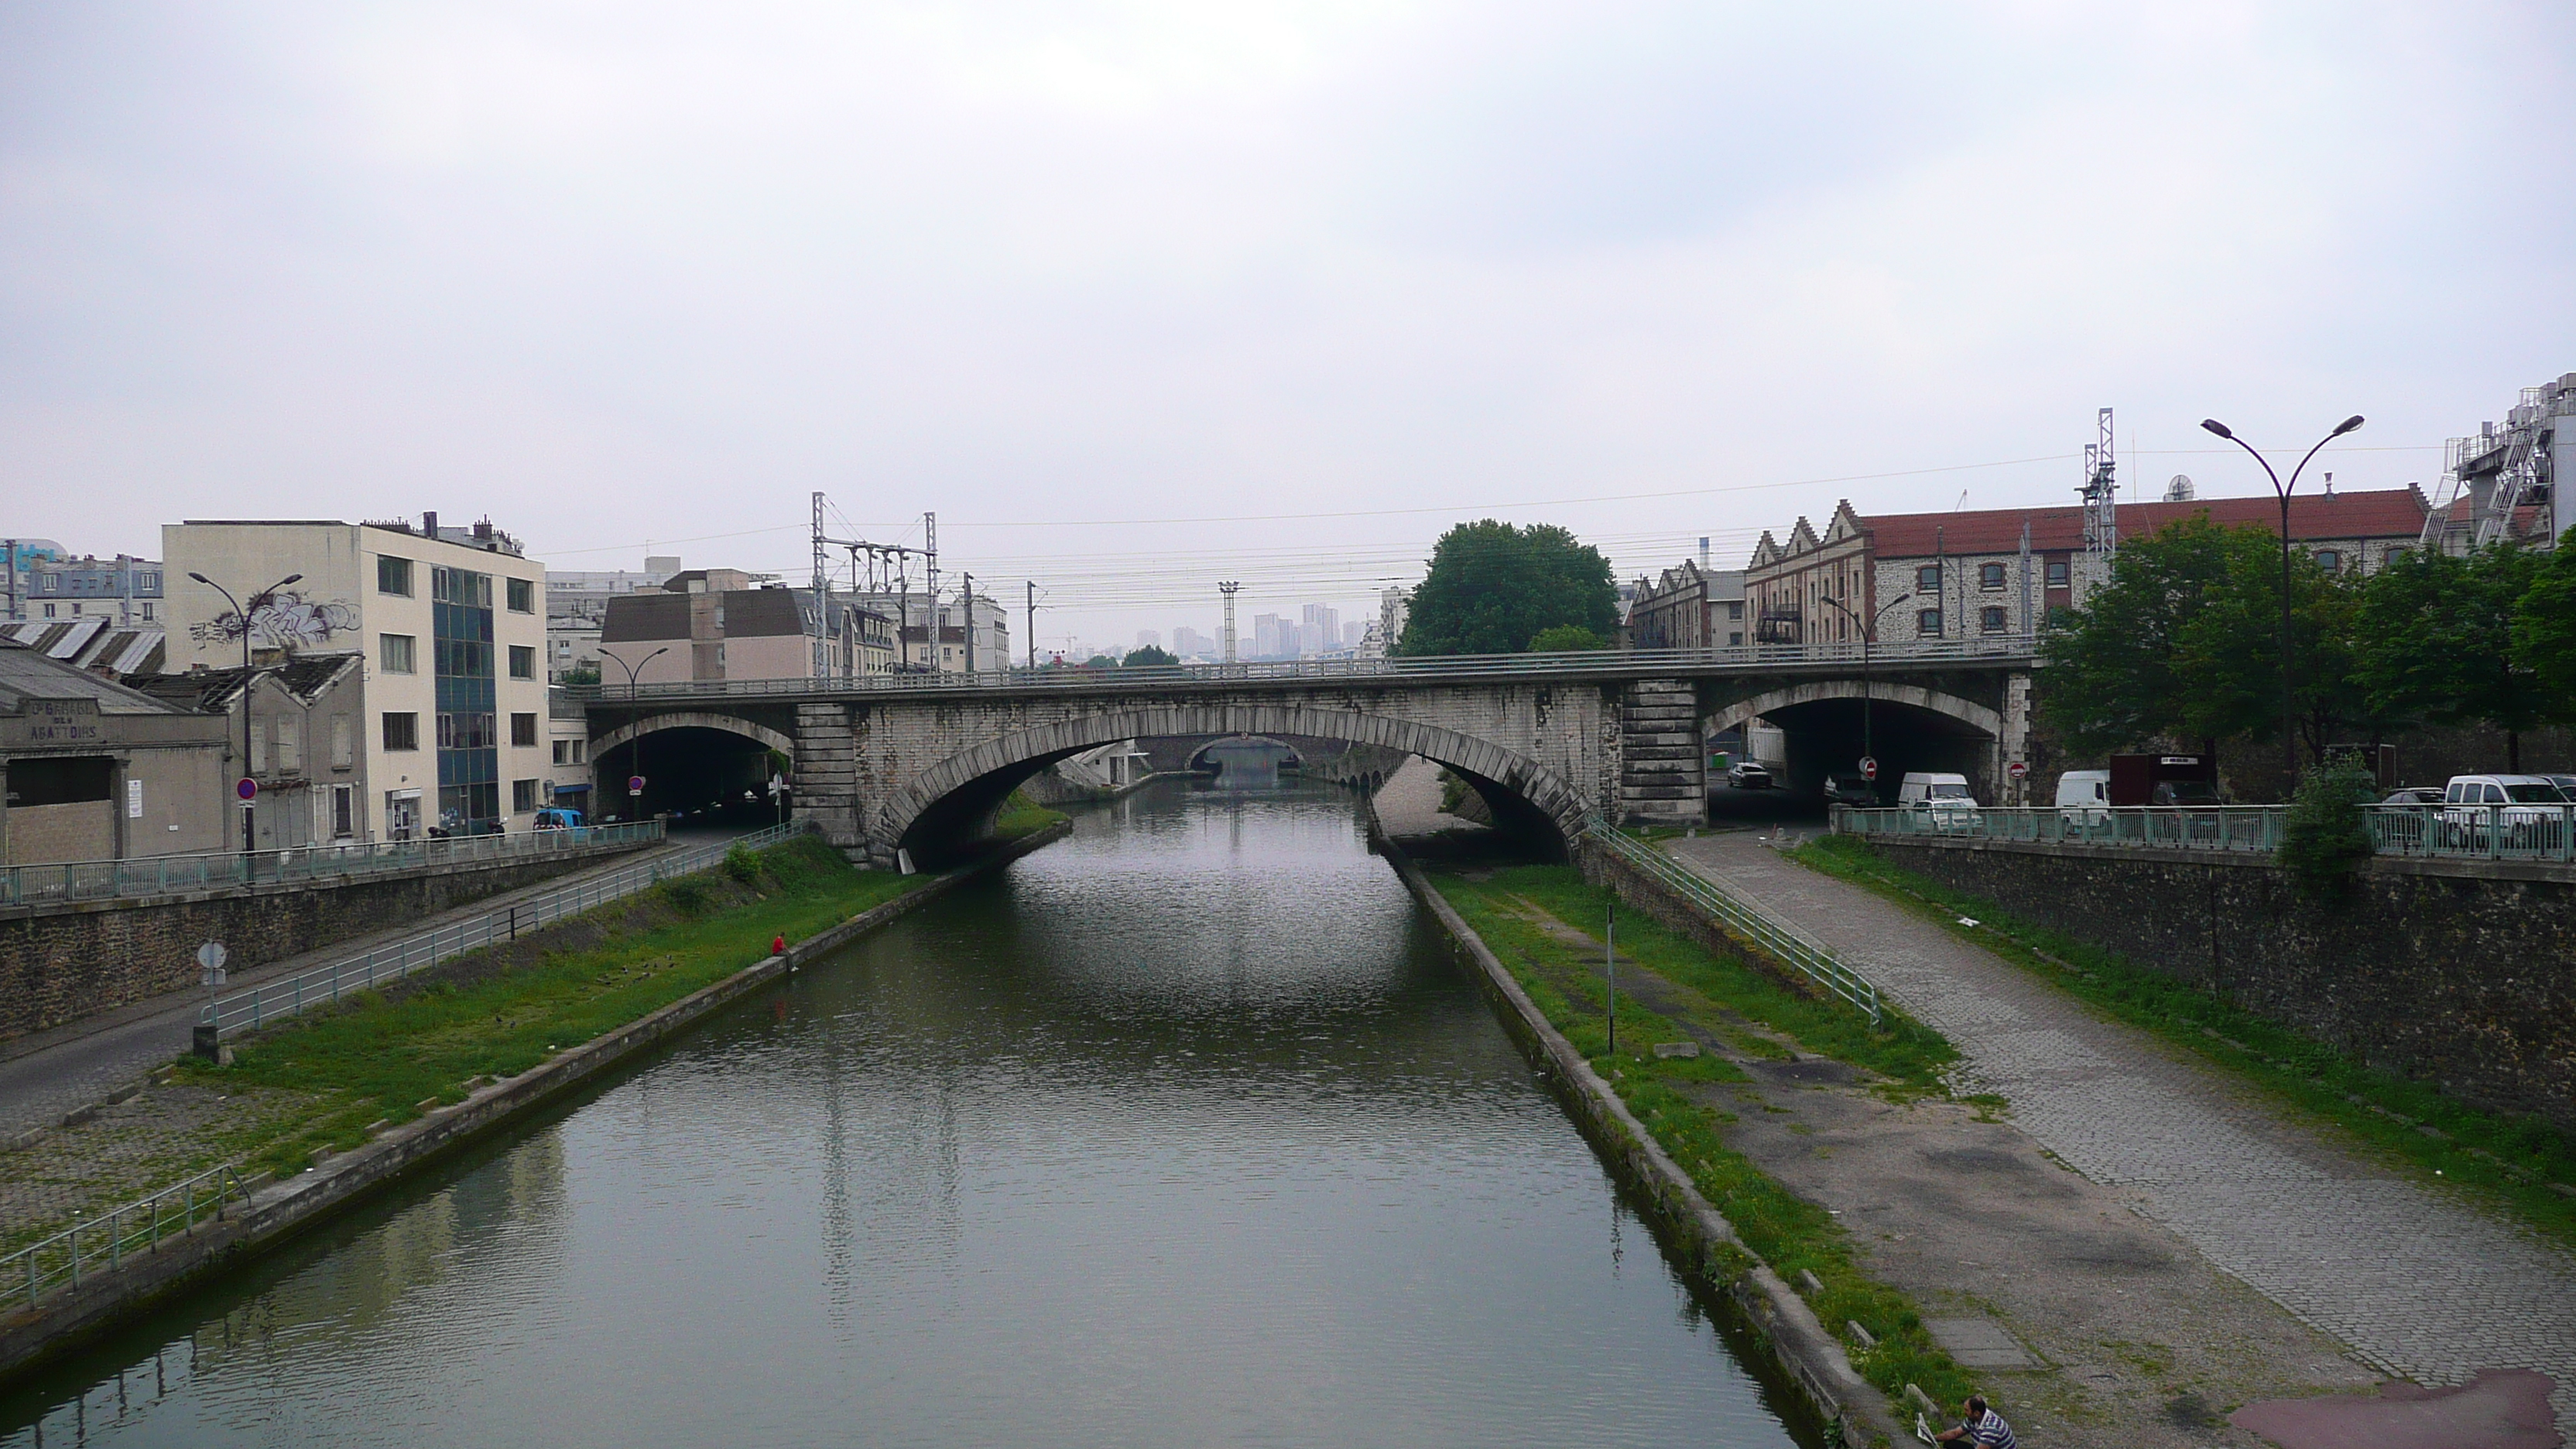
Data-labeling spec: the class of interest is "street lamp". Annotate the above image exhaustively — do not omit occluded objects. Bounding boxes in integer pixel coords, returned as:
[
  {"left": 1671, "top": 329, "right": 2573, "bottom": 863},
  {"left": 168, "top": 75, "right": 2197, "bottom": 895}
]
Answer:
[
  {"left": 1818, "top": 590, "right": 1913, "bottom": 789},
  {"left": 600, "top": 646, "right": 670, "bottom": 823},
  {"left": 187, "top": 570, "right": 303, "bottom": 856},
  {"left": 2200, "top": 413, "right": 2365, "bottom": 783}
]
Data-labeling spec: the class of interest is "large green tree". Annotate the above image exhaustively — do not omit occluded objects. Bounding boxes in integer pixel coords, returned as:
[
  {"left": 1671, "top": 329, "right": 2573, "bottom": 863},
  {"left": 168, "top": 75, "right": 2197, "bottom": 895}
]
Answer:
[
  {"left": 1397, "top": 520, "right": 1617, "bottom": 656},
  {"left": 2040, "top": 516, "right": 2246, "bottom": 753},
  {"left": 2170, "top": 535, "right": 2367, "bottom": 759},
  {"left": 2356, "top": 544, "right": 2551, "bottom": 769},
  {"left": 2512, "top": 543, "right": 2576, "bottom": 724},
  {"left": 1122, "top": 644, "right": 1177, "bottom": 667}
]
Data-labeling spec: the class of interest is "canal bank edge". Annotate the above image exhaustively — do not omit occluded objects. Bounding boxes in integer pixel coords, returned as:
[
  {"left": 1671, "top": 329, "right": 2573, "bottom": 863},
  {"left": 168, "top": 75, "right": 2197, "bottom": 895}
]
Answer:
[
  {"left": 0, "top": 820, "right": 1075, "bottom": 1386},
  {"left": 1368, "top": 831, "right": 1903, "bottom": 1449}
]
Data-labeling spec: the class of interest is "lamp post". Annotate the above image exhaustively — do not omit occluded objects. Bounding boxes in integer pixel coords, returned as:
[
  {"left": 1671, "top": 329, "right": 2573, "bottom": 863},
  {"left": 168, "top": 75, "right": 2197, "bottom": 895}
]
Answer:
[
  {"left": 2199, "top": 414, "right": 2365, "bottom": 783},
  {"left": 1817, "top": 590, "right": 1913, "bottom": 787},
  {"left": 187, "top": 570, "right": 303, "bottom": 856},
  {"left": 600, "top": 646, "right": 669, "bottom": 823}
]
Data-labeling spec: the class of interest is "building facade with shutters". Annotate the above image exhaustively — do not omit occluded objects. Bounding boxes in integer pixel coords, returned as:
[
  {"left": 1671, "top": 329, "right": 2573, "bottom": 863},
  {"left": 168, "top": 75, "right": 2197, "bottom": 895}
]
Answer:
[{"left": 163, "top": 516, "right": 550, "bottom": 840}]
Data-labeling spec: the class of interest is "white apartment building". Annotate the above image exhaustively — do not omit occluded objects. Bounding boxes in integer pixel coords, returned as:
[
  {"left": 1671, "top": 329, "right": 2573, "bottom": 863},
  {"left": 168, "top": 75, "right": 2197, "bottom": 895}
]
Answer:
[{"left": 164, "top": 515, "right": 551, "bottom": 841}]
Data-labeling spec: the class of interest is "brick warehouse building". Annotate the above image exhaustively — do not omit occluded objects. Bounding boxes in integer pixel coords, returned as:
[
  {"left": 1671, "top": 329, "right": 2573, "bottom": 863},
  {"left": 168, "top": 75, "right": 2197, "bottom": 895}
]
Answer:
[{"left": 1744, "top": 488, "right": 2433, "bottom": 648}]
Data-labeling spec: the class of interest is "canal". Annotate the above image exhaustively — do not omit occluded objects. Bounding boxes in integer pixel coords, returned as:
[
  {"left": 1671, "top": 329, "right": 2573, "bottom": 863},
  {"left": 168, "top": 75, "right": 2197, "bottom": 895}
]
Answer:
[{"left": 4, "top": 779, "right": 1807, "bottom": 1448}]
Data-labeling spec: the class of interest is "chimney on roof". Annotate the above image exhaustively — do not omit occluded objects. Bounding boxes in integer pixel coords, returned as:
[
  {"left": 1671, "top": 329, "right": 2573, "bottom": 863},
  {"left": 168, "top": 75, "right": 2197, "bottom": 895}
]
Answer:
[
  {"left": 2322, "top": 472, "right": 2334, "bottom": 501},
  {"left": 423, "top": 511, "right": 438, "bottom": 538}
]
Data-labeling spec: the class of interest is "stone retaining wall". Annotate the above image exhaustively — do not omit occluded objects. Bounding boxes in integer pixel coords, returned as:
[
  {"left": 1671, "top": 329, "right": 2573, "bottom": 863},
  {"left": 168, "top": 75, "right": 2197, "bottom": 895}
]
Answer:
[
  {"left": 0, "top": 844, "right": 652, "bottom": 1041},
  {"left": 1868, "top": 838, "right": 2576, "bottom": 1136}
]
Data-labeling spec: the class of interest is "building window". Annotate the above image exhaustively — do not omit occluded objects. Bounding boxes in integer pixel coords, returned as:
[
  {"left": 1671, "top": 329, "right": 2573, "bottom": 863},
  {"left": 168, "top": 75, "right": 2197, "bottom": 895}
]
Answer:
[
  {"left": 333, "top": 714, "right": 353, "bottom": 769},
  {"left": 332, "top": 784, "right": 355, "bottom": 838},
  {"left": 553, "top": 739, "right": 570, "bottom": 765},
  {"left": 141, "top": 602, "right": 154, "bottom": 621},
  {"left": 379, "top": 556, "right": 414, "bottom": 597},
  {"left": 42, "top": 603, "right": 54, "bottom": 618},
  {"left": 1728, "top": 632, "right": 1743, "bottom": 647},
  {"left": 1979, "top": 562, "right": 2007, "bottom": 591},
  {"left": 511, "top": 711, "right": 538, "bottom": 747},
  {"left": 512, "top": 779, "right": 540, "bottom": 813},
  {"left": 383, "top": 712, "right": 420, "bottom": 750},
  {"left": 1981, "top": 605, "right": 2009, "bottom": 633},
  {"left": 507, "top": 577, "right": 534, "bottom": 613},
  {"left": 509, "top": 645, "right": 535, "bottom": 680},
  {"left": 278, "top": 716, "right": 302, "bottom": 772},
  {"left": 1917, "top": 564, "right": 1941, "bottom": 591},
  {"left": 2045, "top": 559, "right": 2070, "bottom": 588},
  {"left": 1917, "top": 608, "right": 1944, "bottom": 637},
  {"left": 381, "top": 633, "right": 416, "bottom": 673},
  {"left": 2315, "top": 549, "right": 2342, "bottom": 574},
  {"left": 1726, "top": 601, "right": 1743, "bottom": 620}
]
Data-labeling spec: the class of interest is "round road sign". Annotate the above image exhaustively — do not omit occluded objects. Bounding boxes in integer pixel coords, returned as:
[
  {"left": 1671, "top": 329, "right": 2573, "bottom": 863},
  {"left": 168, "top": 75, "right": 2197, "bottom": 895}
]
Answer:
[
  {"left": 235, "top": 777, "right": 257, "bottom": 801},
  {"left": 1858, "top": 756, "right": 1878, "bottom": 781},
  {"left": 629, "top": 775, "right": 646, "bottom": 793},
  {"left": 2007, "top": 760, "right": 2030, "bottom": 781}
]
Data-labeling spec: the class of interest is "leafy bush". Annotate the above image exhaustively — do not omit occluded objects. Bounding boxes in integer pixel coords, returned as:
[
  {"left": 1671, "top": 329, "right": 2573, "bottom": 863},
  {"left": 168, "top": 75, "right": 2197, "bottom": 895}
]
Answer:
[
  {"left": 722, "top": 842, "right": 762, "bottom": 886},
  {"left": 2277, "top": 758, "right": 2377, "bottom": 897}
]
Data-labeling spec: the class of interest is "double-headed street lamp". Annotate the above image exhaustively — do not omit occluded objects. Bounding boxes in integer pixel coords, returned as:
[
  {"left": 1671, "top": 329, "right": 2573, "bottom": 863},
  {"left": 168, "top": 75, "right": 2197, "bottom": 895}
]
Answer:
[
  {"left": 187, "top": 570, "right": 303, "bottom": 856},
  {"left": 1818, "top": 589, "right": 1913, "bottom": 789},
  {"left": 2199, "top": 413, "right": 2365, "bottom": 783},
  {"left": 600, "top": 646, "right": 670, "bottom": 823}
]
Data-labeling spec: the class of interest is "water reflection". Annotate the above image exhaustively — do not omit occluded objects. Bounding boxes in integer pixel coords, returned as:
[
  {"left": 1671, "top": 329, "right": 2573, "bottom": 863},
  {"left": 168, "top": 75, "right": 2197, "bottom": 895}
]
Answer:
[{"left": 5, "top": 780, "right": 1805, "bottom": 1449}]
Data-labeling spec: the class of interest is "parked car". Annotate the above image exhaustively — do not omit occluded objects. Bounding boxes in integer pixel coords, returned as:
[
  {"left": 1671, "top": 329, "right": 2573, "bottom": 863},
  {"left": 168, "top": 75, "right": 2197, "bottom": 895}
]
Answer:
[
  {"left": 533, "top": 807, "right": 587, "bottom": 831},
  {"left": 1898, "top": 771, "right": 1978, "bottom": 829},
  {"left": 2380, "top": 786, "right": 2444, "bottom": 807},
  {"left": 1725, "top": 760, "right": 1774, "bottom": 790},
  {"left": 1822, "top": 772, "right": 1877, "bottom": 807},
  {"left": 2055, "top": 769, "right": 2110, "bottom": 825},
  {"left": 2440, "top": 774, "right": 2571, "bottom": 850}
]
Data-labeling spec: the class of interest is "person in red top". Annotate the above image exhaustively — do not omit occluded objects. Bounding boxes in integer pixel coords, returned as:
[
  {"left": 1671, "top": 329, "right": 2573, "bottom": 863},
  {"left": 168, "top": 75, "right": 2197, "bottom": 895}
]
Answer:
[{"left": 771, "top": 933, "right": 786, "bottom": 957}]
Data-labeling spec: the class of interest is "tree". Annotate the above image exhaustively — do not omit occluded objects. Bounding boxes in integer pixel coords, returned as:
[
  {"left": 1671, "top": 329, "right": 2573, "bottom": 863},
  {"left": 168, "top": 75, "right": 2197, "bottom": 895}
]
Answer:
[
  {"left": 2040, "top": 516, "right": 2249, "bottom": 753},
  {"left": 1122, "top": 644, "right": 1177, "bottom": 667},
  {"left": 2512, "top": 543, "right": 2576, "bottom": 724},
  {"left": 2357, "top": 545, "right": 2552, "bottom": 769},
  {"left": 560, "top": 664, "right": 601, "bottom": 688},
  {"left": 1397, "top": 520, "right": 1616, "bottom": 656},
  {"left": 2276, "top": 755, "right": 2378, "bottom": 899},
  {"left": 2169, "top": 535, "right": 2366, "bottom": 762},
  {"left": 1526, "top": 624, "right": 1611, "bottom": 652}
]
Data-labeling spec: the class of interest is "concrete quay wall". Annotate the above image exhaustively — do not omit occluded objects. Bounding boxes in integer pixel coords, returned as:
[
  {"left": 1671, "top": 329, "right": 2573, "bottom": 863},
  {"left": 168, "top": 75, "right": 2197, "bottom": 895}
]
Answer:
[
  {"left": 0, "top": 842, "right": 653, "bottom": 1043},
  {"left": 1869, "top": 837, "right": 2576, "bottom": 1136}
]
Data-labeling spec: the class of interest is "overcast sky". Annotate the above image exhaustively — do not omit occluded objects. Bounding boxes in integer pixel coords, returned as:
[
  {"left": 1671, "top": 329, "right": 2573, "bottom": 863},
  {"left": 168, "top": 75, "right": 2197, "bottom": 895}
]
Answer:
[{"left": 5, "top": 2, "right": 2571, "bottom": 652}]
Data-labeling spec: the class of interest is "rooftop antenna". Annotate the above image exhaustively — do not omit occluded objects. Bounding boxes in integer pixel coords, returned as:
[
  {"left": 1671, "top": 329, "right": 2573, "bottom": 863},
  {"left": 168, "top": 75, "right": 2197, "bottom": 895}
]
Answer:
[
  {"left": 2164, "top": 474, "right": 2194, "bottom": 502},
  {"left": 2081, "top": 406, "right": 2119, "bottom": 565}
]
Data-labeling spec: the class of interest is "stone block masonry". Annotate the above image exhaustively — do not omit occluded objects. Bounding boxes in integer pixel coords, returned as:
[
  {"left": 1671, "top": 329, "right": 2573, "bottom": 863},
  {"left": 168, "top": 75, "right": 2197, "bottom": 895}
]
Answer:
[
  {"left": 1869, "top": 838, "right": 2576, "bottom": 1136},
  {"left": 1619, "top": 680, "right": 1705, "bottom": 828},
  {"left": 0, "top": 845, "right": 653, "bottom": 1043}
]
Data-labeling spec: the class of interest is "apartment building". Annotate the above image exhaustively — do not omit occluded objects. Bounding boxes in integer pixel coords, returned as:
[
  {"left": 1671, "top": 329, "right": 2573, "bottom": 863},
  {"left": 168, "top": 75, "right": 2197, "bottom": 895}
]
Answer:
[{"left": 164, "top": 515, "right": 550, "bottom": 840}]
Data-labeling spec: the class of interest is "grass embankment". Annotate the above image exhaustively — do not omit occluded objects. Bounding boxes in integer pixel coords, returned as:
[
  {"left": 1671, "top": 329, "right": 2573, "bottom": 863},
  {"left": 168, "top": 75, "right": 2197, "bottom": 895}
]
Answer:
[
  {"left": 992, "top": 789, "right": 1070, "bottom": 841},
  {"left": 1420, "top": 862, "right": 1979, "bottom": 1411},
  {"left": 182, "top": 834, "right": 930, "bottom": 1181},
  {"left": 1793, "top": 834, "right": 2576, "bottom": 1250}
]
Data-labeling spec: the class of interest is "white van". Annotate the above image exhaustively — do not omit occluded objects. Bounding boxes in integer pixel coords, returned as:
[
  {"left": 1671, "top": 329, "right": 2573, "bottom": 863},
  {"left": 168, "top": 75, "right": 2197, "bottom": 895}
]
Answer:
[
  {"left": 2056, "top": 769, "right": 2110, "bottom": 824},
  {"left": 1898, "top": 771, "right": 1978, "bottom": 827}
]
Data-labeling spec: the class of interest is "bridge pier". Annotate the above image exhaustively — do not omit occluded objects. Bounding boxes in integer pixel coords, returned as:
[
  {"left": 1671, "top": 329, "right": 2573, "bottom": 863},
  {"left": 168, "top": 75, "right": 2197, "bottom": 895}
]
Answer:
[
  {"left": 1619, "top": 680, "right": 1706, "bottom": 829},
  {"left": 793, "top": 703, "right": 866, "bottom": 861}
]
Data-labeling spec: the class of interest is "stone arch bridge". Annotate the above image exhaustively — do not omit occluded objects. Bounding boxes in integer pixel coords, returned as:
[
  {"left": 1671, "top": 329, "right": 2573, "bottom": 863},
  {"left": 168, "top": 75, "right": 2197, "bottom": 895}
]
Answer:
[{"left": 581, "top": 649, "right": 2036, "bottom": 866}]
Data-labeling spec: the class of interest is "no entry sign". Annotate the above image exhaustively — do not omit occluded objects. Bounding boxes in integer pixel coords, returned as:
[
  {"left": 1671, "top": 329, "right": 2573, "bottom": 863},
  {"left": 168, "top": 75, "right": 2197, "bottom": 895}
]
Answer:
[
  {"left": 1858, "top": 756, "right": 1877, "bottom": 781},
  {"left": 2007, "top": 760, "right": 2029, "bottom": 782}
]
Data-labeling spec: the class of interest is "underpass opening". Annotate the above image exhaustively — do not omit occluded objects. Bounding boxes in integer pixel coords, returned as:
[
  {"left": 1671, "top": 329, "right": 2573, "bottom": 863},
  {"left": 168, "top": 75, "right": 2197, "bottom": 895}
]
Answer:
[
  {"left": 1190, "top": 735, "right": 1302, "bottom": 782},
  {"left": 1728, "top": 696, "right": 1995, "bottom": 811},
  {"left": 591, "top": 726, "right": 791, "bottom": 830}
]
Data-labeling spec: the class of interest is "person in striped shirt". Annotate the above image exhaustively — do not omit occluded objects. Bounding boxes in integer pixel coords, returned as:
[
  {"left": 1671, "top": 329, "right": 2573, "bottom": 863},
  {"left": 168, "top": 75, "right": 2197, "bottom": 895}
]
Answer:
[{"left": 1935, "top": 1396, "right": 2018, "bottom": 1448}]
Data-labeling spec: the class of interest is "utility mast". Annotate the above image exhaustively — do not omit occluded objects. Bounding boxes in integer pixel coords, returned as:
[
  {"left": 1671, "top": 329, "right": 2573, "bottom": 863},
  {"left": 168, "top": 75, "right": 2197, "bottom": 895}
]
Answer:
[
  {"left": 2080, "top": 406, "right": 2118, "bottom": 568},
  {"left": 922, "top": 512, "right": 938, "bottom": 673},
  {"left": 1218, "top": 581, "right": 1240, "bottom": 663},
  {"left": 810, "top": 492, "right": 831, "bottom": 680}
]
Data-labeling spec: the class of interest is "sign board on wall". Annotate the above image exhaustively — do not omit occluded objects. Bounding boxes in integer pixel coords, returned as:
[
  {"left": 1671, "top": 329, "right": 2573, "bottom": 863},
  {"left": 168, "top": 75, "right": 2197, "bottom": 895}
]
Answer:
[{"left": 128, "top": 778, "right": 143, "bottom": 817}]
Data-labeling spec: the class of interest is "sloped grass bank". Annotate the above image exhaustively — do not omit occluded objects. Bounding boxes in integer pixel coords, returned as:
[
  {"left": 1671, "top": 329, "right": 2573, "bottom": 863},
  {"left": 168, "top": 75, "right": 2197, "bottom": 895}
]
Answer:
[
  {"left": 1793, "top": 834, "right": 2576, "bottom": 1251},
  {"left": 181, "top": 835, "right": 927, "bottom": 1181},
  {"left": 1421, "top": 862, "right": 1979, "bottom": 1415}
]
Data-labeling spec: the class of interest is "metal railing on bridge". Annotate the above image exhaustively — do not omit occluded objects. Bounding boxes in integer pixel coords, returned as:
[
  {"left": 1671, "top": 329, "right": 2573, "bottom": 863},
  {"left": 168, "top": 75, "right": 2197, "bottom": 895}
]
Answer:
[
  {"left": 1, "top": 821, "right": 664, "bottom": 911},
  {"left": 195, "top": 819, "right": 812, "bottom": 1046},
  {"left": 1582, "top": 818, "right": 1882, "bottom": 1026},
  {"left": 568, "top": 635, "right": 2043, "bottom": 704},
  {"left": 1833, "top": 803, "right": 2576, "bottom": 866}
]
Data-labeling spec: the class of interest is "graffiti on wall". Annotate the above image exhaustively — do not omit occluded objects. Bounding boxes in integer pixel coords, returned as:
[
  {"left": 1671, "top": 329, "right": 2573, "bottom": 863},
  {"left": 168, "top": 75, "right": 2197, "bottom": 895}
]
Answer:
[{"left": 190, "top": 591, "right": 361, "bottom": 656}]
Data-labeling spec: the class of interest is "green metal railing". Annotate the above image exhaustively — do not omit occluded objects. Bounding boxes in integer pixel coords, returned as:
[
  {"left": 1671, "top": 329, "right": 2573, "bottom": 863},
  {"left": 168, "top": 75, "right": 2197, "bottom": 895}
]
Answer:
[
  {"left": 1582, "top": 818, "right": 1881, "bottom": 1026},
  {"left": 1, "top": 821, "right": 664, "bottom": 910},
  {"left": 2, "top": 1163, "right": 258, "bottom": 1311},
  {"left": 1835, "top": 803, "right": 2576, "bottom": 865},
  {"left": 195, "top": 820, "right": 812, "bottom": 1045}
]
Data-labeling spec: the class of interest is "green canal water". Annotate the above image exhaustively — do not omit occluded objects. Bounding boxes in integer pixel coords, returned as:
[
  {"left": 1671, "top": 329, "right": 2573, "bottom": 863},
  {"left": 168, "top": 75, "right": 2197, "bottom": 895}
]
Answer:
[{"left": 3, "top": 779, "right": 1807, "bottom": 1448}]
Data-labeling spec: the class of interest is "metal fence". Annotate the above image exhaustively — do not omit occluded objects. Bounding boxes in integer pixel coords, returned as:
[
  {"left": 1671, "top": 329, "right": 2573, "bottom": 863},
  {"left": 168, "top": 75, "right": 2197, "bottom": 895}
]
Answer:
[
  {"left": 2, "top": 821, "right": 665, "bottom": 911},
  {"left": 1834, "top": 803, "right": 2576, "bottom": 865},
  {"left": 567, "top": 635, "right": 2043, "bottom": 705},
  {"left": 2, "top": 1163, "right": 256, "bottom": 1311},
  {"left": 195, "top": 819, "right": 814, "bottom": 1044},
  {"left": 1583, "top": 818, "right": 1882, "bottom": 1026}
]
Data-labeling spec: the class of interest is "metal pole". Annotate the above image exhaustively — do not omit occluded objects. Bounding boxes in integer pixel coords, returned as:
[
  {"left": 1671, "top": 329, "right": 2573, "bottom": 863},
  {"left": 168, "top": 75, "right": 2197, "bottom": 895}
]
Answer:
[
  {"left": 962, "top": 572, "right": 975, "bottom": 675},
  {"left": 1026, "top": 581, "right": 1036, "bottom": 669},
  {"left": 2201, "top": 416, "right": 2362, "bottom": 787},
  {"left": 1605, "top": 894, "right": 1616, "bottom": 1058}
]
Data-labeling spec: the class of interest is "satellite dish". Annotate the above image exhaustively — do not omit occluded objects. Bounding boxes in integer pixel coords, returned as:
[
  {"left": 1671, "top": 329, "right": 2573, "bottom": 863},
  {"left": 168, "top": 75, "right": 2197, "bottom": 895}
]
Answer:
[{"left": 2164, "top": 474, "right": 2195, "bottom": 502}]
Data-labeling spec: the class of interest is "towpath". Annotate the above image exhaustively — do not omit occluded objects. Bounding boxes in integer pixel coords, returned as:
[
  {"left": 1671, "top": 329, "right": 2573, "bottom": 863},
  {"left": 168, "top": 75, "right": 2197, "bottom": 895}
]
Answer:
[{"left": 1663, "top": 830, "right": 2576, "bottom": 1438}]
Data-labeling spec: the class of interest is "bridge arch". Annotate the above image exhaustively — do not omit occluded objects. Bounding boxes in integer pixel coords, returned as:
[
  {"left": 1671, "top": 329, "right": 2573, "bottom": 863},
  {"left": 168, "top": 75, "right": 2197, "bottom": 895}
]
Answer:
[
  {"left": 593, "top": 711, "right": 797, "bottom": 762},
  {"left": 1705, "top": 681, "right": 2000, "bottom": 740},
  {"left": 889, "top": 704, "right": 1584, "bottom": 865},
  {"left": 1188, "top": 735, "right": 1303, "bottom": 773}
]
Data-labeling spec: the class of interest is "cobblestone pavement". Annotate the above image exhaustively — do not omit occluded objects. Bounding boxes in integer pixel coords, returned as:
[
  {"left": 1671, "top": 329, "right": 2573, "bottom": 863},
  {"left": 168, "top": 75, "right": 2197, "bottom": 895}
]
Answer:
[
  {"left": 0, "top": 841, "right": 682, "bottom": 1142},
  {"left": 0, "top": 1080, "right": 317, "bottom": 1255},
  {"left": 1664, "top": 831, "right": 2576, "bottom": 1438}
]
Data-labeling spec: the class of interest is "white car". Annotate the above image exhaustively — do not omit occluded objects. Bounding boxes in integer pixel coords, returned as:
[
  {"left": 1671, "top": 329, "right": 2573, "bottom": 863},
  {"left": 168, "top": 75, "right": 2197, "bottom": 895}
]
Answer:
[
  {"left": 2440, "top": 774, "right": 2570, "bottom": 849},
  {"left": 1725, "top": 761, "right": 1773, "bottom": 790}
]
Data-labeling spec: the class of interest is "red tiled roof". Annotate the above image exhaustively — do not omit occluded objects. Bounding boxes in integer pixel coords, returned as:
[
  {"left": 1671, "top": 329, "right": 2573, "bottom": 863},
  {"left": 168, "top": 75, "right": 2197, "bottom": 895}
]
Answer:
[{"left": 1855, "top": 487, "right": 2427, "bottom": 558}]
